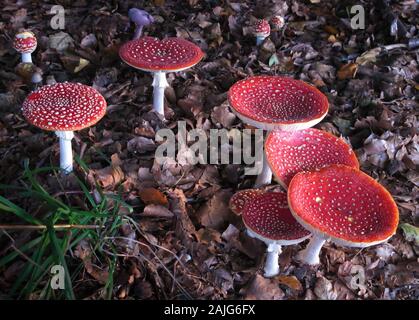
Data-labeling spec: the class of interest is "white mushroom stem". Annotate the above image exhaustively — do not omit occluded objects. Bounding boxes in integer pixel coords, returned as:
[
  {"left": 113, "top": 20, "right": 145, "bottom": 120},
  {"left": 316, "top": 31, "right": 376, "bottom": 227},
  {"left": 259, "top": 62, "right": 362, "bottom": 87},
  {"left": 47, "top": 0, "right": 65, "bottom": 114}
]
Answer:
[
  {"left": 55, "top": 131, "right": 75, "bottom": 174},
  {"left": 21, "top": 52, "right": 32, "bottom": 63},
  {"left": 256, "top": 35, "right": 267, "bottom": 46},
  {"left": 264, "top": 242, "right": 282, "bottom": 277},
  {"left": 152, "top": 71, "right": 169, "bottom": 117},
  {"left": 254, "top": 151, "right": 272, "bottom": 187},
  {"left": 296, "top": 235, "right": 326, "bottom": 265}
]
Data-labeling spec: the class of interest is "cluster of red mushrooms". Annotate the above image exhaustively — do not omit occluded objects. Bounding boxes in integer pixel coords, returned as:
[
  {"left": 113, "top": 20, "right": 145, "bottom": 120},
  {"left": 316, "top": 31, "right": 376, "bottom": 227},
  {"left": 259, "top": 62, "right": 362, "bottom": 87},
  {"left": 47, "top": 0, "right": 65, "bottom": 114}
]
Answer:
[
  {"left": 13, "top": 9, "right": 399, "bottom": 279},
  {"left": 228, "top": 75, "right": 399, "bottom": 277},
  {"left": 15, "top": 9, "right": 204, "bottom": 173},
  {"left": 253, "top": 16, "right": 285, "bottom": 46}
]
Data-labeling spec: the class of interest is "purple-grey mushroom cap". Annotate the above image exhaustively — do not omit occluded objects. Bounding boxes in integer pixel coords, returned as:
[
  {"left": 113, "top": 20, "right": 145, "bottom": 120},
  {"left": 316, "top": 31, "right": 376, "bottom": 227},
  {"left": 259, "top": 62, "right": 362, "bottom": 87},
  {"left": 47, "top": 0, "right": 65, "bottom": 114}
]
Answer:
[{"left": 128, "top": 8, "right": 154, "bottom": 26}]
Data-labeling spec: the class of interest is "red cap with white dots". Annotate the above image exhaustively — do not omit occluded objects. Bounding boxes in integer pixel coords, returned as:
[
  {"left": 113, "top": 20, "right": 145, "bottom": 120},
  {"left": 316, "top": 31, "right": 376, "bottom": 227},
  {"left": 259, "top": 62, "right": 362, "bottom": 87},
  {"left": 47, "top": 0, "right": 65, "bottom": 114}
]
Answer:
[
  {"left": 242, "top": 192, "right": 310, "bottom": 243},
  {"left": 254, "top": 19, "right": 271, "bottom": 38},
  {"left": 22, "top": 82, "right": 107, "bottom": 131},
  {"left": 228, "top": 76, "right": 329, "bottom": 130},
  {"left": 271, "top": 16, "right": 285, "bottom": 29},
  {"left": 288, "top": 164, "right": 399, "bottom": 247},
  {"left": 13, "top": 30, "right": 37, "bottom": 54},
  {"left": 265, "top": 128, "right": 359, "bottom": 187},
  {"left": 229, "top": 189, "right": 266, "bottom": 215},
  {"left": 119, "top": 36, "right": 204, "bottom": 72}
]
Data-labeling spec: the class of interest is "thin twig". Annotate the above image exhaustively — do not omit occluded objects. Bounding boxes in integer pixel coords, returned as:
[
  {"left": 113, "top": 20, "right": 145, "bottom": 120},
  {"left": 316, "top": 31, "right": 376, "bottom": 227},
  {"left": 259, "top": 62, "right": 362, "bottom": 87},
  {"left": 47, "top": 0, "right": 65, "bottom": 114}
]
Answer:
[{"left": 0, "top": 224, "right": 101, "bottom": 230}]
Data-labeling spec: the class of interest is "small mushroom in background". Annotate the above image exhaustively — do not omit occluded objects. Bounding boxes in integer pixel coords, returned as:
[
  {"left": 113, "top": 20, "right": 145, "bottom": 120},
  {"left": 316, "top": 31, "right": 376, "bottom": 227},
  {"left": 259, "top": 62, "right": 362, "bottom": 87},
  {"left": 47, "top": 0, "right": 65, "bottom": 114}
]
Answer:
[
  {"left": 128, "top": 8, "right": 154, "bottom": 40},
  {"left": 242, "top": 192, "right": 311, "bottom": 277},
  {"left": 22, "top": 82, "right": 107, "bottom": 174},
  {"left": 119, "top": 36, "right": 204, "bottom": 118},
  {"left": 265, "top": 128, "right": 359, "bottom": 189},
  {"left": 229, "top": 188, "right": 265, "bottom": 215},
  {"left": 13, "top": 30, "right": 37, "bottom": 63},
  {"left": 271, "top": 16, "right": 285, "bottom": 31},
  {"left": 31, "top": 67, "right": 43, "bottom": 85},
  {"left": 288, "top": 164, "right": 399, "bottom": 265},
  {"left": 253, "top": 19, "right": 271, "bottom": 46},
  {"left": 228, "top": 75, "right": 329, "bottom": 187}
]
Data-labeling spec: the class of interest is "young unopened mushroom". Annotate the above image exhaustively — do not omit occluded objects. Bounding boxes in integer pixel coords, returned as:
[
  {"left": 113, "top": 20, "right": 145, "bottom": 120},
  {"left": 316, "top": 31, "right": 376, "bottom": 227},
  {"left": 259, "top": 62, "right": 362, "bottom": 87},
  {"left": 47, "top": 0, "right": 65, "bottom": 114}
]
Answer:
[
  {"left": 128, "top": 8, "right": 154, "bottom": 40},
  {"left": 288, "top": 164, "right": 399, "bottom": 265},
  {"left": 253, "top": 19, "right": 270, "bottom": 45},
  {"left": 228, "top": 76, "right": 329, "bottom": 187},
  {"left": 265, "top": 128, "right": 359, "bottom": 188},
  {"left": 242, "top": 192, "right": 311, "bottom": 277},
  {"left": 13, "top": 30, "right": 37, "bottom": 63},
  {"left": 119, "top": 36, "right": 204, "bottom": 118},
  {"left": 22, "top": 82, "right": 107, "bottom": 174},
  {"left": 271, "top": 16, "right": 285, "bottom": 31},
  {"left": 229, "top": 189, "right": 264, "bottom": 215}
]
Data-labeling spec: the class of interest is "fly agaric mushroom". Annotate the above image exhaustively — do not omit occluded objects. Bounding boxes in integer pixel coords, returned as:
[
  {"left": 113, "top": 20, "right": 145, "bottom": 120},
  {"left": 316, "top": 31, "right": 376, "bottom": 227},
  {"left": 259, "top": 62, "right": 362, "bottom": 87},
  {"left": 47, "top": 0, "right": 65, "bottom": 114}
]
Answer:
[
  {"left": 229, "top": 189, "right": 265, "bottom": 215},
  {"left": 253, "top": 19, "right": 270, "bottom": 45},
  {"left": 13, "top": 30, "right": 37, "bottom": 63},
  {"left": 265, "top": 128, "right": 359, "bottom": 188},
  {"left": 129, "top": 8, "right": 154, "bottom": 40},
  {"left": 228, "top": 75, "right": 329, "bottom": 187},
  {"left": 271, "top": 16, "right": 285, "bottom": 31},
  {"left": 243, "top": 192, "right": 310, "bottom": 277},
  {"left": 119, "top": 36, "right": 204, "bottom": 118},
  {"left": 22, "top": 82, "right": 107, "bottom": 174},
  {"left": 288, "top": 164, "right": 399, "bottom": 265}
]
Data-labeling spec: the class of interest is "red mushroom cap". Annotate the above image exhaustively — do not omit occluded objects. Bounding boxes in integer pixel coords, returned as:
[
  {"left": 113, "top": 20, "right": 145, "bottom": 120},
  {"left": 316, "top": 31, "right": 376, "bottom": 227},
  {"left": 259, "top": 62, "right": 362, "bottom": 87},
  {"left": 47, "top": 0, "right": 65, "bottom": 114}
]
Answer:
[
  {"left": 243, "top": 192, "right": 310, "bottom": 242},
  {"left": 228, "top": 76, "right": 329, "bottom": 130},
  {"left": 271, "top": 16, "right": 285, "bottom": 29},
  {"left": 265, "top": 128, "right": 359, "bottom": 187},
  {"left": 254, "top": 19, "right": 271, "bottom": 37},
  {"left": 22, "top": 82, "right": 107, "bottom": 131},
  {"left": 13, "top": 30, "right": 37, "bottom": 54},
  {"left": 119, "top": 36, "right": 204, "bottom": 72},
  {"left": 288, "top": 165, "right": 399, "bottom": 247},
  {"left": 229, "top": 189, "right": 266, "bottom": 215}
]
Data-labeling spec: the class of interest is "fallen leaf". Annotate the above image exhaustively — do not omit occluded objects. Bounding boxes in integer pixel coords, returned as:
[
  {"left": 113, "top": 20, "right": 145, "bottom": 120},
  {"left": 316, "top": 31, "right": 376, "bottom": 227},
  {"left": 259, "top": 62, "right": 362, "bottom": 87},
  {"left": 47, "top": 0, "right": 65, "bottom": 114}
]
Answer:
[
  {"left": 314, "top": 276, "right": 337, "bottom": 300},
  {"left": 211, "top": 104, "right": 236, "bottom": 129},
  {"left": 241, "top": 275, "right": 285, "bottom": 300},
  {"left": 91, "top": 165, "right": 124, "bottom": 189},
  {"left": 276, "top": 275, "right": 303, "bottom": 292},
  {"left": 269, "top": 53, "right": 280, "bottom": 67},
  {"left": 74, "top": 240, "right": 109, "bottom": 284},
  {"left": 138, "top": 188, "right": 168, "bottom": 206},
  {"left": 141, "top": 204, "right": 173, "bottom": 218},
  {"left": 400, "top": 223, "right": 419, "bottom": 245},
  {"left": 127, "top": 136, "right": 156, "bottom": 153},
  {"left": 60, "top": 54, "right": 90, "bottom": 73},
  {"left": 337, "top": 63, "right": 358, "bottom": 80},
  {"left": 356, "top": 47, "right": 381, "bottom": 65},
  {"left": 196, "top": 189, "right": 234, "bottom": 230}
]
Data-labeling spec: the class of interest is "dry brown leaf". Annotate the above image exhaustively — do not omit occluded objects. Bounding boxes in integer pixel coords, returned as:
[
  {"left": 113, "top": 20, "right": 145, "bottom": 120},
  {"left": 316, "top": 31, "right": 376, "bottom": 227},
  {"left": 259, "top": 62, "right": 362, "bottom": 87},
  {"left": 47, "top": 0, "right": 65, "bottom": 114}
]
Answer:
[
  {"left": 153, "top": 0, "right": 165, "bottom": 6},
  {"left": 211, "top": 104, "right": 236, "bottom": 129},
  {"left": 276, "top": 275, "right": 303, "bottom": 292},
  {"left": 337, "top": 63, "right": 358, "bottom": 80},
  {"left": 196, "top": 227, "right": 222, "bottom": 244},
  {"left": 142, "top": 204, "right": 173, "bottom": 218},
  {"left": 74, "top": 240, "right": 109, "bottom": 284},
  {"left": 314, "top": 276, "right": 337, "bottom": 300},
  {"left": 127, "top": 136, "right": 156, "bottom": 154},
  {"left": 196, "top": 189, "right": 234, "bottom": 230},
  {"left": 138, "top": 188, "right": 168, "bottom": 206},
  {"left": 356, "top": 47, "right": 381, "bottom": 65},
  {"left": 91, "top": 165, "right": 124, "bottom": 189},
  {"left": 241, "top": 275, "right": 285, "bottom": 300}
]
